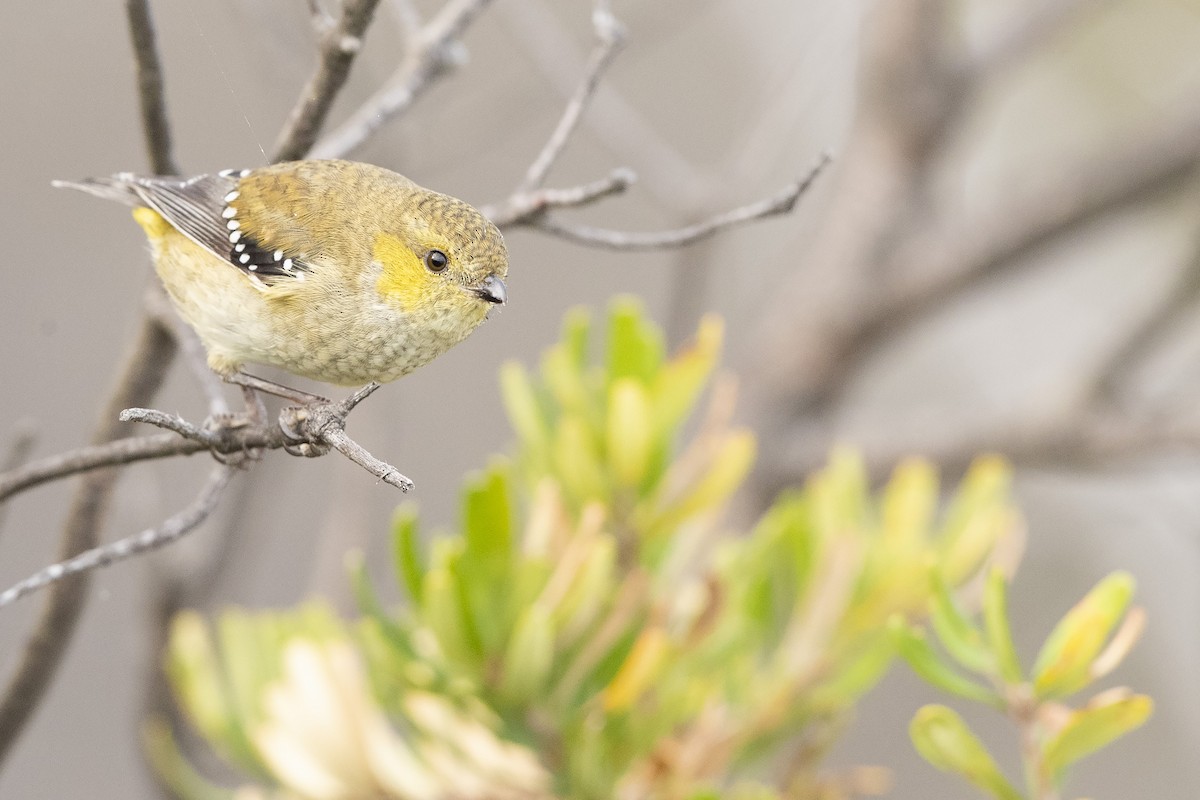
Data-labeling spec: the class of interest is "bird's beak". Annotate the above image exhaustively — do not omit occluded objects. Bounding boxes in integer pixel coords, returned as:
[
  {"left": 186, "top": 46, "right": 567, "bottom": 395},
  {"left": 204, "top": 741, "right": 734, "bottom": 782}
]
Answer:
[{"left": 472, "top": 274, "right": 507, "bottom": 305}]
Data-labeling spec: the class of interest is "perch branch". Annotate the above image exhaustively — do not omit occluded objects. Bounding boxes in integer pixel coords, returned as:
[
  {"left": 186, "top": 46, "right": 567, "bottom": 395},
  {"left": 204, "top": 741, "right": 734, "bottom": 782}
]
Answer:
[
  {"left": 0, "top": 386, "right": 408, "bottom": 608},
  {"left": 274, "top": 0, "right": 384, "bottom": 162}
]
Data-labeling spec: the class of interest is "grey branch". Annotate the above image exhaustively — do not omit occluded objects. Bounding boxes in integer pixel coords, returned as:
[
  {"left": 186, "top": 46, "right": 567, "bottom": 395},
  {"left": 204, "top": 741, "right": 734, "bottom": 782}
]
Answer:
[
  {"left": 0, "top": 468, "right": 234, "bottom": 610},
  {"left": 519, "top": 156, "right": 830, "bottom": 251},
  {"left": 0, "top": 315, "right": 178, "bottom": 763},
  {"left": 0, "top": 432, "right": 208, "bottom": 505},
  {"left": 311, "top": 0, "right": 498, "bottom": 159},
  {"left": 125, "top": 0, "right": 178, "bottom": 175},
  {"left": 483, "top": 168, "right": 636, "bottom": 227},
  {"left": 273, "top": 0, "right": 384, "bottom": 162},
  {"left": 516, "top": 3, "right": 627, "bottom": 194},
  {"left": 0, "top": 0, "right": 183, "bottom": 764}
]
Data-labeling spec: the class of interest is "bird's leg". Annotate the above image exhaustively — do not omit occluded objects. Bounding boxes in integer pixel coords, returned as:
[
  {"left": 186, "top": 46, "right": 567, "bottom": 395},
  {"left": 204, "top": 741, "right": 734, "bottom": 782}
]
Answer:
[
  {"left": 203, "top": 386, "right": 269, "bottom": 468},
  {"left": 225, "top": 371, "right": 330, "bottom": 405}
]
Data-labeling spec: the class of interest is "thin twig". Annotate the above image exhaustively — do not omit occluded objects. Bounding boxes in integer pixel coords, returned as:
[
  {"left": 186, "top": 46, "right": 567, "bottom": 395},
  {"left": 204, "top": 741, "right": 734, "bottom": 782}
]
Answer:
[
  {"left": 125, "top": 0, "right": 178, "bottom": 175},
  {"left": 0, "top": 0, "right": 183, "bottom": 762},
  {"left": 0, "top": 468, "right": 234, "bottom": 609},
  {"left": 483, "top": 167, "right": 636, "bottom": 226},
  {"left": 0, "top": 315, "right": 177, "bottom": 763},
  {"left": 0, "top": 433, "right": 209, "bottom": 505},
  {"left": 520, "top": 157, "right": 830, "bottom": 250},
  {"left": 0, "top": 382, "right": 406, "bottom": 508},
  {"left": 311, "top": 0, "right": 498, "bottom": 159},
  {"left": 516, "top": 2, "right": 626, "bottom": 193},
  {"left": 273, "top": 0, "right": 384, "bottom": 162}
]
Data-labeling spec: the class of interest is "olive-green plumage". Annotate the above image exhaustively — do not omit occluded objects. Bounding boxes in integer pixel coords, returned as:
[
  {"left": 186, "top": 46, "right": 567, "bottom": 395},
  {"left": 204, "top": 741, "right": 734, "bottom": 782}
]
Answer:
[{"left": 57, "top": 159, "right": 508, "bottom": 386}]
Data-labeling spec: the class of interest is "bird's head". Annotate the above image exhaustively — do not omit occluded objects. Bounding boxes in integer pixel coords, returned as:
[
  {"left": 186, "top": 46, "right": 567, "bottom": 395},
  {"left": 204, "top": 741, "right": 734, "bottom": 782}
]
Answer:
[{"left": 373, "top": 190, "right": 508, "bottom": 325}]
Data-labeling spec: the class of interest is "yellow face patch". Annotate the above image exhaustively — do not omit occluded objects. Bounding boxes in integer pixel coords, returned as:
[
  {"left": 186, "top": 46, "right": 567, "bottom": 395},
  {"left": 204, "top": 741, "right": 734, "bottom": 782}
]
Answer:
[{"left": 374, "top": 233, "right": 439, "bottom": 312}]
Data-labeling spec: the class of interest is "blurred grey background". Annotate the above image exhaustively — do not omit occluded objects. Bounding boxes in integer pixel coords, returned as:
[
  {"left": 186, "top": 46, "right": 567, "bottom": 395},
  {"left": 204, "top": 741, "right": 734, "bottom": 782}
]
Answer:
[{"left": 1, "top": 0, "right": 1198, "bottom": 797}]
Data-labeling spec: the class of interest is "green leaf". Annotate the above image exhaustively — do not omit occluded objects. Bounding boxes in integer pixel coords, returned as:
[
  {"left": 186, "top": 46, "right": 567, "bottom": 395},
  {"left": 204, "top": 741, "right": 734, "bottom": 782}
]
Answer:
[
  {"left": 982, "top": 567, "right": 1023, "bottom": 683},
  {"left": 650, "top": 315, "right": 722, "bottom": 435},
  {"left": 890, "top": 617, "right": 1002, "bottom": 708},
  {"left": 499, "top": 361, "right": 550, "bottom": 456},
  {"left": 929, "top": 571, "right": 994, "bottom": 675},
  {"left": 909, "top": 705, "right": 1023, "bottom": 800},
  {"left": 392, "top": 506, "right": 425, "bottom": 604},
  {"left": 1033, "top": 572, "right": 1135, "bottom": 699},
  {"left": 808, "top": 634, "right": 896, "bottom": 710},
  {"left": 165, "top": 613, "right": 240, "bottom": 764},
  {"left": 1043, "top": 692, "right": 1153, "bottom": 779},
  {"left": 142, "top": 717, "right": 236, "bottom": 800},
  {"left": 421, "top": 566, "right": 482, "bottom": 666},
  {"left": 496, "top": 604, "right": 556, "bottom": 706},
  {"left": 881, "top": 458, "right": 939, "bottom": 546},
  {"left": 938, "top": 457, "right": 1013, "bottom": 583},
  {"left": 641, "top": 431, "right": 755, "bottom": 537},
  {"left": 462, "top": 464, "right": 514, "bottom": 571},
  {"left": 561, "top": 305, "right": 591, "bottom": 370},
  {"left": 606, "top": 297, "right": 664, "bottom": 385},
  {"left": 553, "top": 416, "right": 608, "bottom": 503},
  {"left": 607, "top": 378, "right": 654, "bottom": 488},
  {"left": 810, "top": 448, "right": 870, "bottom": 536}
]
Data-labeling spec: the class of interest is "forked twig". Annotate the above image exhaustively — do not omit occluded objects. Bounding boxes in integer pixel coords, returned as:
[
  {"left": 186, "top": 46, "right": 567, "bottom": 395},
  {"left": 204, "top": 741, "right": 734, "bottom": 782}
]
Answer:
[{"left": 0, "top": 468, "right": 234, "bottom": 609}]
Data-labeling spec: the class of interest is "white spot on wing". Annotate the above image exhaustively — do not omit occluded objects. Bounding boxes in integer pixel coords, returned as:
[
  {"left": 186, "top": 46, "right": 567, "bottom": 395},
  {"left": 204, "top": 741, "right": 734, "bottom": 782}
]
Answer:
[
  {"left": 221, "top": 206, "right": 237, "bottom": 219},
  {"left": 229, "top": 231, "right": 242, "bottom": 243},
  {"left": 226, "top": 220, "right": 240, "bottom": 230},
  {"left": 223, "top": 190, "right": 240, "bottom": 202}
]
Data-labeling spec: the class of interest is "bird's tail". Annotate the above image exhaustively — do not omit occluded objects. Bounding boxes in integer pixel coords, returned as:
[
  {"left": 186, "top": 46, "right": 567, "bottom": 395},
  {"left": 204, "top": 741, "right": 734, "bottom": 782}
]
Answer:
[{"left": 51, "top": 174, "right": 143, "bottom": 206}]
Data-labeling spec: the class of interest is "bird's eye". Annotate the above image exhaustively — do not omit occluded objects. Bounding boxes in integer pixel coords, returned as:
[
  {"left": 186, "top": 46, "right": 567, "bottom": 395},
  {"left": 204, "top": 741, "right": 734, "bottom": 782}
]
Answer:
[{"left": 425, "top": 249, "right": 449, "bottom": 272}]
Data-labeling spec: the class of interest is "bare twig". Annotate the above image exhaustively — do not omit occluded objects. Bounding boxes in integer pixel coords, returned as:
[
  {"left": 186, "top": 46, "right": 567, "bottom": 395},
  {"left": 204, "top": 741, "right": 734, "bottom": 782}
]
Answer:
[
  {"left": 0, "top": 388, "right": 408, "bottom": 608},
  {"left": 311, "top": 0, "right": 498, "bottom": 159},
  {"left": 0, "top": 433, "right": 208, "bottom": 504},
  {"left": 483, "top": 167, "right": 636, "bottom": 226},
  {"left": 516, "top": 3, "right": 626, "bottom": 193},
  {"left": 0, "top": 315, "right": 177, "bottom": 763},
  {"left": 521, "top": 157, "right": 829, "bottom": 250},
  {"left": 125, "top": 0, "right": 178, "bottom": 175},
  {"left": 273, "top": 0, "right": 384, "bottom": 162},
  {"left": 0, "top": 467, "right": 234, "bottom": 610},
  {"left": 0, "top": 0, "right": 189, "bottom": 758}
]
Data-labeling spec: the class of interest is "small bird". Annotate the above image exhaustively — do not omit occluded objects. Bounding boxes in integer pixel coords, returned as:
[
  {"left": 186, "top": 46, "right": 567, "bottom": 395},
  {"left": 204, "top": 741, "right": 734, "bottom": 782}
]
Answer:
[{"left": 56, "top": 159, "right": 508, "bottom": 393}]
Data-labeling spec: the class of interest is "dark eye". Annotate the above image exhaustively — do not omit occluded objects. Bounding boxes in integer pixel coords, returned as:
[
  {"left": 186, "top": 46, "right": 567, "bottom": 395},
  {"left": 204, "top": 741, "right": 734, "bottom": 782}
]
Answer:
[{"left": 425, "top": 249, "right": 449, "bottom": 272}]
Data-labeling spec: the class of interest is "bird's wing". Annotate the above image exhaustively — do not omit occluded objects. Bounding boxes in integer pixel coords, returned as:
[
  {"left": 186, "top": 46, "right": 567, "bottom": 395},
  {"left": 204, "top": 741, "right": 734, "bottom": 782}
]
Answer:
[{"left": 58, "top": 171, "right": 312, "bottom": 286}]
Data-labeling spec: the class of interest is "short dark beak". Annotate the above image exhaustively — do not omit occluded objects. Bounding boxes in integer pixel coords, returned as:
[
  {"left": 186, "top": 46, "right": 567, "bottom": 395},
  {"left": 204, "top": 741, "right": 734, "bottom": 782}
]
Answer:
[{"left": 473, "top": 274, "right": 507, "bottom": 305}]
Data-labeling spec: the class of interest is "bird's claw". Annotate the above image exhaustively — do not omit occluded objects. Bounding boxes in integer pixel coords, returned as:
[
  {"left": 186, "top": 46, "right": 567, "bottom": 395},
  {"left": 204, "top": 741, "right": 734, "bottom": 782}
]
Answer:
[
  {"left": 278, "top": 405, "right": 333, "bottom": 458},
  {"left": 202, "top": 412, "right": 263, "bottom": 468}
]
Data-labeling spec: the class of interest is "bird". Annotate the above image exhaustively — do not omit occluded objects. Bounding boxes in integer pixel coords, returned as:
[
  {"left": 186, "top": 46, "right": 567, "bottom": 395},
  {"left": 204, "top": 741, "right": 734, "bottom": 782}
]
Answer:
[{"left": 55, "top": 159, "right": 508, "bottom": 398}]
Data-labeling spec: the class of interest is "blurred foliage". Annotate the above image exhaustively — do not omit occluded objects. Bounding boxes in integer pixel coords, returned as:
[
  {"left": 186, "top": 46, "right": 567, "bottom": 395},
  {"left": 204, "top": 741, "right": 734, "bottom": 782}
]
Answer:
[
  {"left": 157, "top": 298, "right": 1031, "bottom": 799},
  {"left": 895, "top": 569, "right": 1150, "bottom": 800}
]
